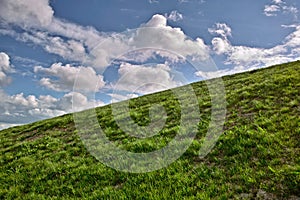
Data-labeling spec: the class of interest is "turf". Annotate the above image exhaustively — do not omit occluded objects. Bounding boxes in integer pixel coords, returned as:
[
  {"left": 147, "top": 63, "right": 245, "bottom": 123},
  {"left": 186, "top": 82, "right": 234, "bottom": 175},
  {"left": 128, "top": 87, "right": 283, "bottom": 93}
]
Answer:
[{"left": 0, "top": 61, "right": 299, "bottom": 199}]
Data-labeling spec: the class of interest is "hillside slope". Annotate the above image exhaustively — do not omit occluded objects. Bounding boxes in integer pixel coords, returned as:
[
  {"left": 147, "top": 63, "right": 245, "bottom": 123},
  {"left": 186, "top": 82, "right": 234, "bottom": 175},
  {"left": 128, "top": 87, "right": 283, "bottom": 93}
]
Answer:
[{"left": 1, "top": 61, "right": 299, "bottom": 199}]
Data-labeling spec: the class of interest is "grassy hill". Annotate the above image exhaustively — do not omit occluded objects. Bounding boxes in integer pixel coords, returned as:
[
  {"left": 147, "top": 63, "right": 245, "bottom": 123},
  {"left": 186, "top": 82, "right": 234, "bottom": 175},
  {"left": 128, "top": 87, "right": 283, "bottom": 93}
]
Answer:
[{"left": 1, "top": 61, "right": 299, "bottom": 199}]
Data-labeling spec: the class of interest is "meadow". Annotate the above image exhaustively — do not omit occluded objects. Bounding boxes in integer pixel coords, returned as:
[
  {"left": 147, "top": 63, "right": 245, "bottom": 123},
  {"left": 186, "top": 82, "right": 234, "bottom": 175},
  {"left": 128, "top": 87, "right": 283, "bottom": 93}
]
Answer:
[{"left": 0, "top": 61, "right": 299, "bottom": 199}]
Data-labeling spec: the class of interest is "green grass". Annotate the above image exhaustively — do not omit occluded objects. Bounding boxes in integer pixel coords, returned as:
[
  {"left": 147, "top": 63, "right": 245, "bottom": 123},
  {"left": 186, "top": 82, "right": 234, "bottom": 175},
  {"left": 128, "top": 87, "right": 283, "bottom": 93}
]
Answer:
[{"left": 1, "top": 61, "right": 299, "bottom": 199}]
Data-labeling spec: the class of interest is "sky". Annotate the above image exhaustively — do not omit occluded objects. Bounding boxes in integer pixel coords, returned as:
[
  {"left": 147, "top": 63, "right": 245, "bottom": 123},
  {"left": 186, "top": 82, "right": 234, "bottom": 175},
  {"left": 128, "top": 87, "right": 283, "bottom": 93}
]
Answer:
[{"left": 0, "top": 0, "right": 299, "bottom": 130}]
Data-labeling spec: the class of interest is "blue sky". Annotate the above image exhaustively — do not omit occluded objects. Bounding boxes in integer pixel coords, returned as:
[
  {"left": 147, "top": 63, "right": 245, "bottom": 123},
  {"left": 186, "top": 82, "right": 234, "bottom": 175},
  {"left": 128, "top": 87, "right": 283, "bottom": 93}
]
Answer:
[{"left": 0, "top": 0, "right": 299, "bottom": 130}]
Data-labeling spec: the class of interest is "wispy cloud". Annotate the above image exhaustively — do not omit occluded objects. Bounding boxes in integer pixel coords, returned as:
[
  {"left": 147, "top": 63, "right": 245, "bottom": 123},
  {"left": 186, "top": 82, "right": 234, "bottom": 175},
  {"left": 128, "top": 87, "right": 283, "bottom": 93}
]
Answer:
[
  {"left": 264, "top": 5, "right": 281, "bottom": 16},
  {"left": 149, "top": 0, "right": 159, "bottom": 4},
  {"left": 264, "top": 0, "right": 298, "bottom": 19},
  {"left": 166, "top": 10, "right": 184, "bottom": 22}
]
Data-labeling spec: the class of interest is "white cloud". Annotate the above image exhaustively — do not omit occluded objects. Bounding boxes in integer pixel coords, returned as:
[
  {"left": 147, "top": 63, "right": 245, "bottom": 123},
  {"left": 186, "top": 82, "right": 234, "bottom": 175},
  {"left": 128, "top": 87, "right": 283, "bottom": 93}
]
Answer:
[
  {"left": 108, "top": 93, "right": 140, "bottom": 103},
  {"left": 204, "top": 23, "right": 300, "bottom": 79},
  {"left": 0, "top": 1, "right": 103, "bottom": 66},
  {"left": 149, "top": 0, "right": 159, "bottom": 3},
  {"left": 34, "top": 63, "right": 105, "bottom": 92},
  {"left": 285, "top": 25, "right": 300, "bottom": 48},
  {"left": 144, "top": 14, "right": 167, "bottom": 27},
  {"left": 0, "top": 1, "right": 210, "bottom": 72},
  {"left": 166, "top": 10, "right": 183, "bottom": 22},
  {"left": 209, "top": 23, "right": 232, "bottom": 55},
  {"left": 0, "top": 30, "right": 89, "bottom": 63},
  {"left": 18, "top": 31, "right": 88, "bottom": 62},
  {"left": 264, "top": 5, "right": 281, "bottom": 16},
  {"left": 44, "top": 37, "right": 86, "bottom": 60},
  {"left": 264, "top": 0, "right": 298, "bottom": 19},
  {"left": 208, "top": 23, "right": 232, "bottom": 38},
  {"left": 211, "top": 37, "right": 231, "bottom": 55},
  {"left": 47, "top": 18, "right": 103, "bottom": 49},
  {"left": 0, "top": 123, "right": 23, "bottom": 130},
  {"left": 282, "top": 5, "right": 298, "bottom": 18},
  {"left": 195, "top": 65, "right": 259, "bottom": 79},
  {"left": 112, "top": 62, "right": 180, "bottom": 95},
  {"left": 0, "top": 0, "right": 54, "bottom": 28},
  {"left": 272, "top": 0, "right": 283, "bottom": 4},
  {"left": 131, "top": 15, "right": 209, "bottom": 60},
  {"left": 0, "top": 90, "right": 61, "bottom": 126},
  {"left": 0, "top": 52, "right": 12, "bottom": 86},
  {"left": 87, "top": 14, "right": 210, "bottom": 71},
  {"left": 0, "top": 90, "right": 104, "bottom": 130},
  {"left": 57, "top": 92, "right": 104, "bottom": 112},
  {"left": 1, "top": 6, "right": 210, "bottom": 70}
]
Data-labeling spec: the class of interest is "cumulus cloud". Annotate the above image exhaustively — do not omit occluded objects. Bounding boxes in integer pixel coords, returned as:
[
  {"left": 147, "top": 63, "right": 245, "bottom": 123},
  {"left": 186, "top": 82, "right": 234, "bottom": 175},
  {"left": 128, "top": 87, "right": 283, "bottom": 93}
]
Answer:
[
  {"left": 133, "top": 15, "right": 209, "bottom": 59},
  {"left": 208, "top": 23, "right": 232, "bottom": 38},
  {"left": 0, "top": 90, "right": 104, "bottom": 130},
  {"left": 211, "top": 37, "right": 231, "bottom": 55},
  {"left": 87, "top": 14, "right": 210, "bottom": 71},
  {"left": 0, "top": 0, "right": 210, "bottom": 72},
  {"left": 144, "top": 14, "right": 168, "bottom": 27},
  {"left": 34, "top": 63, "right": 105, "bottom": 92},
  {"left": 0, "top": 0, "right": 103, "bottom": 67},
  {"left": 0, "top": 0, "right": 54, "bottom": 27},
  {"left": 0, "top": 52, "right": 13, "bottom": 86},
  {"left": 1, "top": 4, "right": 209, "bottom": 70},
  {"left": 209, "top": 23, "right": 232, "bottom": 55},
  {"left": 201, "top": 23, "right": 300, "bottom": 79},
  {"left": 0, "top": 0, "right": 101, "bottom": 46},
  {"left": 57, "top": 92, "right": 103, "bottom": 112},
  {"left": 0, "top": 90, "right": 59, "bottom": 126},
  {"left": 166, "top": 10, "right": 183, "bottom": 22},
  {"left": 112, "top": 62, "right": 180, "bottom": 95}
]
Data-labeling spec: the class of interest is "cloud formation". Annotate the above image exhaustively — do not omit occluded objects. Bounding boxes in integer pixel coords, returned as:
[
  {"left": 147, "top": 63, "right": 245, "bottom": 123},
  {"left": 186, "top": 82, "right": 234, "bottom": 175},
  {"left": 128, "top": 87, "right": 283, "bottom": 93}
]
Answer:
[
  {"left": 86, "top": 14, "right": 210, "bottom": 72},
  {"left": 197, "top": 23, "right": 300, "bottom": 79},
  {"left": 208, "top": 23, "right": 232, "bottom": 38},
  {"left": 0, "top": 90, "right": 104, "bottom": 130},
  {"left": 0, "top": 1, "right": 210, "bottom": 71},
  {"left": 264, "top": 0, "right": 299, "bottom": 19},
  {"left": 149, "top": 0, "right": 159, "bottom": 3},
  {"left": 0, "top": 52, "right": 12, "bottom": 86},
  {"left": 34, "top": 63, "right": 105, "bottom": 92},
  {"left": 166, "top": 10, "right": 184, "bottom": 22},
  {"left": 0, "top": 0, "right": 54, "bottom": 27},
  {"left": 264, "top": 5, "right": 281, "bottom": 16},
  {"left": 113, "top": 62, "right": 179, "bottom": 95}
]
